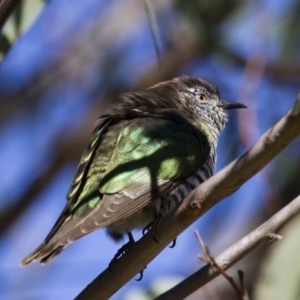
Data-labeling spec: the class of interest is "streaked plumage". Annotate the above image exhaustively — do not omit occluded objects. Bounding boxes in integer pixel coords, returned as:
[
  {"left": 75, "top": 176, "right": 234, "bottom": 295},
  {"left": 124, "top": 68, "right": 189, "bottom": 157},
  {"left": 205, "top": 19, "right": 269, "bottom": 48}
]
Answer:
[{"left": 20, "top": 75, "right": 245, "bottom": 266}]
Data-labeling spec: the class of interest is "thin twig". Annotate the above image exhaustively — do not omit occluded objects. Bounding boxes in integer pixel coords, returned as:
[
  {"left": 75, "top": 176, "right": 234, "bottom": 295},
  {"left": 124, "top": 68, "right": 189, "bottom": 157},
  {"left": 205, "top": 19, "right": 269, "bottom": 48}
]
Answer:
[
  {"left": 238, "top": 270, "right": 250, "bottom": 300},
  {"left": 144, "top": 0, "right": 162, "bottom": 67},
  {"left": 195, "top": 231, "right": 245, "bottom": 299}
]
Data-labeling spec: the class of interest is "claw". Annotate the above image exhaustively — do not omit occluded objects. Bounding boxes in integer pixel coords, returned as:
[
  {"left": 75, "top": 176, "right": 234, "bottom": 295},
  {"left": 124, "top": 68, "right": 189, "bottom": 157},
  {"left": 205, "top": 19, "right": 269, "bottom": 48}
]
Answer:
[
  {"left": 109, "top": 232, "right": 135, "bottom": 271},
  {"left": 142, "top": 225, "right": 150, "bottom": 236},
  {"left": 135, "top": 265, "right": 147, "bottom": 281},
  {"left": 143, "top": 224, "right": 159, "bottom": 243},
  {"left": 169, "top": 238, "right": 177, "bottom": 248},
  {"left": 153, "top": 234, "right": 159, "bottom": 243},
  {"left": 143, "top": 214, "right": 164, "bottom": 243}
]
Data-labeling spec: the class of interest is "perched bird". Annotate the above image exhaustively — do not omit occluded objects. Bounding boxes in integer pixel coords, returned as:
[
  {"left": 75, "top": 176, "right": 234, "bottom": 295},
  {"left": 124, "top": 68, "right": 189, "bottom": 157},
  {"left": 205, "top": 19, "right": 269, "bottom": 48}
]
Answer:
[{"left": 20, "top": 75, "right": 245, "bottom": 266}]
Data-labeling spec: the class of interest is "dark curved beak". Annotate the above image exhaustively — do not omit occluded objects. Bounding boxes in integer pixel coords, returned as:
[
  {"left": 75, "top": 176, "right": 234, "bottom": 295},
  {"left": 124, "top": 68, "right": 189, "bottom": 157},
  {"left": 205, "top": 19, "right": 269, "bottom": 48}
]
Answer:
[{"left": 218, "top": 101, "right": 247, "bottom": 110}]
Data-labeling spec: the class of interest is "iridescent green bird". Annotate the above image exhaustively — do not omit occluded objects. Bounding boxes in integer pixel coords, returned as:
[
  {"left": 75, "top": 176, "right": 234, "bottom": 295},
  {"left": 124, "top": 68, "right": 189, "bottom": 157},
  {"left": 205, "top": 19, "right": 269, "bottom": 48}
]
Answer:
[{"left": 20, "top": 75, "right": 245, "bottom": 266}]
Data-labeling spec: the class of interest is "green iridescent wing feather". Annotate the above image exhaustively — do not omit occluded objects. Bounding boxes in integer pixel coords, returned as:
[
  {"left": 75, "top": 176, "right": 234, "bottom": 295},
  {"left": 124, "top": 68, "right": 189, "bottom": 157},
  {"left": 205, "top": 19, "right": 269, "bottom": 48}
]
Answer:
[{"left": 45, "top": 113, "right": 210, "bottom": 244}]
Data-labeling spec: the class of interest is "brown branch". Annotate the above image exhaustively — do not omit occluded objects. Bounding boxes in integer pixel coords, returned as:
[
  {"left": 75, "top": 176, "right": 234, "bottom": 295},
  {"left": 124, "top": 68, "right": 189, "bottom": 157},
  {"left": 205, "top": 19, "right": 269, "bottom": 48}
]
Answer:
[
  {"left": 74, "top": 93, "right": 300, "bottom": 300},
  {"left": 156, "top": 194, "right": 300, "bottom": 300}
]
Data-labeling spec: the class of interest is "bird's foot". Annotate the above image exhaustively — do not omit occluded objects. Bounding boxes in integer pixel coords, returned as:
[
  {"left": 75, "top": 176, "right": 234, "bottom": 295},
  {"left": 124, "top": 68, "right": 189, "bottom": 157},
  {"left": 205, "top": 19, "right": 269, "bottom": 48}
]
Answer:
[
  {"left": 142, "top": 214, "right": 163, "bottom": 243},
  {"left": 109, "top": 232, "right": 135, "bottom": 271},
  {"left": 142, "top": 224, "right": 151, "bottom": 236},
  {"left": 143, "top": 218, "right": 177, "bottom": 248},
  {"left": 110, "top": 241, "right": 133, "bottom": 261},
  {"left": 142, "top": 224, "right": 159, "bottom": 242}
]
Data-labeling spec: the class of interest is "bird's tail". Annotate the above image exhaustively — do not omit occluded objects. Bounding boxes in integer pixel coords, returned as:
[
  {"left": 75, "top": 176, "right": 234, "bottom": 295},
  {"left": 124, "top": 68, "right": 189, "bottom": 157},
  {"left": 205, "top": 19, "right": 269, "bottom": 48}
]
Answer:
[{"left": 20, "top": 242, "right": 67, "bottom": 266}]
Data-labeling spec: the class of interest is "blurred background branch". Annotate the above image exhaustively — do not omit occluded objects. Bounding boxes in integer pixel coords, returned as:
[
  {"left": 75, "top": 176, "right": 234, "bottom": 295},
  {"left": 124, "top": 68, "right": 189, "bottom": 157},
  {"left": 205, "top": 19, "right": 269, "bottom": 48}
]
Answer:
[
  {"left": 0, "top": 1, "right": 300, "bottom": 299},
  {"left": 0, "top": 0, "right": 22, "bottom": 31}
]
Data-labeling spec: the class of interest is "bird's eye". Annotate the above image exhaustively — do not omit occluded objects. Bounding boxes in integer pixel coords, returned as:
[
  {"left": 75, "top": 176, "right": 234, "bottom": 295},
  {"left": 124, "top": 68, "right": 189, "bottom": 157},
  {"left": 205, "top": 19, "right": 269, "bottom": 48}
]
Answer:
[{"left": 198, "top": 94, "right": 206, "bottom": 101}]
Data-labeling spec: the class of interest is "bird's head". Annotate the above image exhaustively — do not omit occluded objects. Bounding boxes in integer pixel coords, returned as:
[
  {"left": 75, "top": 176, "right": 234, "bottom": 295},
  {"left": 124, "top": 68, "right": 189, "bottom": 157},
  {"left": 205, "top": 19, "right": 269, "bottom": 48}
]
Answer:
[
  {"left": 119, "top": 75, "right": 246, "bottom": 133},
  {"left": 169, "top": 75, "right": 246, "bottom": 131},
  {"left": 175, "top": 75, "right": 246, "bottom": 110}
]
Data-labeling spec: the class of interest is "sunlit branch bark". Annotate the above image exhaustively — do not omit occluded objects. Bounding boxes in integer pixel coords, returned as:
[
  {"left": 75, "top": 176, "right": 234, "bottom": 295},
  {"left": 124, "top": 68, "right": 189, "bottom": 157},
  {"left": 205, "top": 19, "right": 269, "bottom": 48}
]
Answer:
[{"left": 74, "top": 95, "right": 300, "bottom": 300}]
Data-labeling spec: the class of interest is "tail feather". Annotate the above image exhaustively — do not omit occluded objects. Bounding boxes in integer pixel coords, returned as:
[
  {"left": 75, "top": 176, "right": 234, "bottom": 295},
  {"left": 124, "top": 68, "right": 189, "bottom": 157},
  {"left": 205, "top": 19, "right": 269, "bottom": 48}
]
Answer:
[{"left": 20, "top": 242, "right": 67, "bottom": 267}]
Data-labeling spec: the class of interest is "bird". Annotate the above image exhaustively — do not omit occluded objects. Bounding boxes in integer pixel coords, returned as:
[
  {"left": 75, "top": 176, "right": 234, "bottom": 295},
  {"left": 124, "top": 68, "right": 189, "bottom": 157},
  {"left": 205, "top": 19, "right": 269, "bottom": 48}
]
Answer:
[{"left": 20, "top": 75, "right": 246, "bottom": 266}]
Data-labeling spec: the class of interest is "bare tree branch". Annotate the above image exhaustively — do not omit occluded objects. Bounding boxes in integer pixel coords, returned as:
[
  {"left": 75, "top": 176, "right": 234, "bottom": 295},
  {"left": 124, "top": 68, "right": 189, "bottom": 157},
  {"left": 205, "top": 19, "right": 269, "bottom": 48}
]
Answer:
[
  {"left": 194, "top": 230, "right": 247, "bottom": 300},
  {"left": 74, "top": 93, "right": 300, "bottom": 300},
  {"left": 156, "top": 194, "right": 300, "bottom": 300}
]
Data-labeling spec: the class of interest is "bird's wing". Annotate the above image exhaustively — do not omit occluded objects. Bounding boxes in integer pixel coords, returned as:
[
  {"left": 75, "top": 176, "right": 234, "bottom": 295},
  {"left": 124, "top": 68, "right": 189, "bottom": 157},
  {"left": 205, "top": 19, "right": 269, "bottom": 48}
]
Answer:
[
  {"left": 20, "top": 112, "right": 210, "bottom": 265},
  {"left": 45, "top": 114, "right": 210, "bottom": 243},
  {"left": 94, "top": 116, "right": 210, "bottom": 225},
  {"left": 42, "top": 115, "right": 116, "bottom": 242}
]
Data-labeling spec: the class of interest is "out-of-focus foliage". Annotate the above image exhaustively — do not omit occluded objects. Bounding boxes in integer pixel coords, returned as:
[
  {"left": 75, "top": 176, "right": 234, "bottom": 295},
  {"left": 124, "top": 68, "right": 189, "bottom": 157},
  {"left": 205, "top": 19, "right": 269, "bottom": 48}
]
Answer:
[
  {"left": 254, "top": 215, "right": 300, "bottom": 300},
  {"left": 0, "top": 34, "right": 10, "bottom": 59},
  {"left": 0, "top": 0, "right": 299, "bottom": 299},
  {"left": 0, "top": 0, "right": 44, "bottom": 59},
  {"left": 278, "top": 1, "right": 300, "bottom": 66},
  {"left": 175, "top": 0, "right": 241, "bottom": 47}
]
